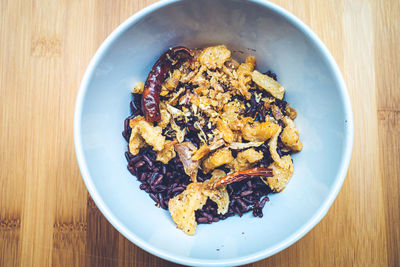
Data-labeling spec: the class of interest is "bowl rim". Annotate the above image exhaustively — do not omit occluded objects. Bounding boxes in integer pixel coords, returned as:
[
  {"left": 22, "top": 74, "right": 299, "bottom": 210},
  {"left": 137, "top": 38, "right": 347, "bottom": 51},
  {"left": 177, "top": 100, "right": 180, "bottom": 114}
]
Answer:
[{"left": 74, "top": 0, "right": 354, "bottom": 265}]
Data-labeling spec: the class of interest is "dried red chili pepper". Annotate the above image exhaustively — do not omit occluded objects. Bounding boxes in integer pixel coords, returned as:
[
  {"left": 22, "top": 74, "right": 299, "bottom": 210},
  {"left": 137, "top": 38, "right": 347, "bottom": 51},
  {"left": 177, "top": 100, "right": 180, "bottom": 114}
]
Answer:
[
  {"left": 142, "top": 46, "right": 193, "bottom": 122},
  {"left": 214, "top": 167, "right": 273, "bottom": 188}
]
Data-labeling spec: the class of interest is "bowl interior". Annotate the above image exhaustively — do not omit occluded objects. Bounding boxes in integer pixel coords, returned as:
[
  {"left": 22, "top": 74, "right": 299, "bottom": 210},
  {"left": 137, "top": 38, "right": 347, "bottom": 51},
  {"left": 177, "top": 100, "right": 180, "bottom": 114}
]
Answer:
[{"left": 75, "top": 0, "right": 352, "bottom": 265}]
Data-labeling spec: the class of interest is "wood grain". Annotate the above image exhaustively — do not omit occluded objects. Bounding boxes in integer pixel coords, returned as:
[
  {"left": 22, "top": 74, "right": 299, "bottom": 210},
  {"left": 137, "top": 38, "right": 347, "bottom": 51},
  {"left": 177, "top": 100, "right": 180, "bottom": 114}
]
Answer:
[{"left": 0, "top": 0, "right": 399, "bottom": 266}]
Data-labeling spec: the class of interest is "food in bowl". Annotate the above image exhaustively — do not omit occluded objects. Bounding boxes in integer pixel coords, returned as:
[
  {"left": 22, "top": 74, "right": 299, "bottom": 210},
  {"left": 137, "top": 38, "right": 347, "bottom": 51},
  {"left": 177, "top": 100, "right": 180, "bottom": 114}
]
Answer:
[{"left": 122, "top": 45, "right": 302, "bottom": 235}]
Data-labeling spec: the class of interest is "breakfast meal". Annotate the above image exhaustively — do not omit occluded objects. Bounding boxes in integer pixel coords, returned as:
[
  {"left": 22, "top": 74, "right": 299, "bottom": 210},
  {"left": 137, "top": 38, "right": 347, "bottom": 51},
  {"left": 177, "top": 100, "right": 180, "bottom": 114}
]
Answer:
[{"left": 122, "top": 45, "right": 302, "bottom": 235}]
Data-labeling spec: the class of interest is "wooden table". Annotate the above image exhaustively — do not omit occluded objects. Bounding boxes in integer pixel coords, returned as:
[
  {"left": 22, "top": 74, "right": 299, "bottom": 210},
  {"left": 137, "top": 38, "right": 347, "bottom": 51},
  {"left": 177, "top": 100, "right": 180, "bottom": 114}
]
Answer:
[{"left": 1, "top": 0, "right": 399, "bottom": 266}]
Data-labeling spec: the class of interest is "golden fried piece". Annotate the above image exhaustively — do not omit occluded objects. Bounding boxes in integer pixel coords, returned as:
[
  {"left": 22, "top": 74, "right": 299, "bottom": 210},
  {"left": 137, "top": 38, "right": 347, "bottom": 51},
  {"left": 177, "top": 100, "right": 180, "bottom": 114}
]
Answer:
[
  {"left": 202, "top": 147, "right": 234, "bottom": 173},
  {"left": 228, "top": 141, "right": 263, "bottom": 150},
  {"left": 227, "top": 148, "right": 264, "bottom": 172},
  {"left": 252, "top": 70, "right": 285, "bottom": 100},
  {"left": 221, "top": 100, "right": 245, "bottom": 131},
  {"left": 202, "top": 170, "right": 229, "bottom": 214},
  {"left": 170, "top": 119, "right": 186, "bottom": 143},
  {"left": 128, "top": 130, "right": 146, "bottom": 156},
  {"left": 164, "top": 69, "right": 181, "bottom": 90},
  {"left": 129, "top": 116, "right": 165, "bottom": 155},
  {"left": 285, "top": 106, "right": 297, "bottom": 120},
  {"left": 261, "top": 155, "right": 294, "bottom": 192},
  {"left": 191, "top": 139, "right": 225, "bottom": 161},
  {"left": 168, "top": 170, "right": 230, "bottom": 235},
  {"left": 242, "top": 121, "right": 280, "bottom": 142},
  {"left": 268, "top": 126, "right": 291, "bottom": 170},
  {"left": 191, "top": 144, "right": 210, "bottom": 161},
  {"left": 158, "top": 106, "right": 171, "bottom": 128},
  {"left": 281, "top": 116, "right": 303, "bottom": 151},
  {"left": 156, "top": 140, "right": 177, "bottom": 164},
  {"left": 198, "top": 45, "right": 231, "bottom": 69},
  {"left": 225, "top": 58, "right": 240, "bottom": 70},
  {"left": 168, "top": 183, "right": 208, "bottom": 235},
  {"left": 217, "top": 118, "right": 235, "bottom": 143},
  {"left": 237, "top": 56, "right": 256, "bottom": 99}
]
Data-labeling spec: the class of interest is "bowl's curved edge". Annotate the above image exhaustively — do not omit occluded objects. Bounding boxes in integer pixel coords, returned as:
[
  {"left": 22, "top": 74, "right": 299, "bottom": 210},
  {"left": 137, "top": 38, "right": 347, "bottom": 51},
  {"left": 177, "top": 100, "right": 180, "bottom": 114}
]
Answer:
[{"left": 73, "top": 0, "right": 354, "bottom": 266}]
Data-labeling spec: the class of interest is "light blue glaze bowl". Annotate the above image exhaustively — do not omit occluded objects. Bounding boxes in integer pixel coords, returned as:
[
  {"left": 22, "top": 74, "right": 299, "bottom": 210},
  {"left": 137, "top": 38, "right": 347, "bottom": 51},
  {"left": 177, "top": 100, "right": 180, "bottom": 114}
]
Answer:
[{"left": 74, "top": 0, "right": 353, "bottom": 265}]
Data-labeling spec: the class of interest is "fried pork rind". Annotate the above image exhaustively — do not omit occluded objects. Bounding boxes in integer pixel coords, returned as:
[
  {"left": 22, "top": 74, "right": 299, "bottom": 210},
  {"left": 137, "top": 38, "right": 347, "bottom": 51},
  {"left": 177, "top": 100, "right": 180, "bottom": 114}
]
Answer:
[
  {"left": 198, "top": 45, "right": 231, "bottom": 69},
  {"left": 217, "top": 118, "right": 235, "bottom": 143},
  {"left": 164, "top": 69, "right": 181, "bottom": 90},
  {"left": 129, "top": 116, "right": 165, "bottom": 155},
  {"left": 286, "top": 106, "right": 297, "bottom": 120},
  {"left": 158, "top": 107, "right": 171, "bottom": 128},
  {"left": 202, "top": 147, "right": 234, "bottom": 173},
  {"left": 221, "top": 100, "right": 245, "bottom": 131},
  {"left": 203, "top": 170, "right": 229, "bottom": 214},
  {"left": 281, "top": 116, "right": 303, "bottom": 151},
  {"left": 227, "top": 148, "right": 264, "bottom": 172},
  {"left": 225, "top": 58, "right": 240, "bottom": 70},
  {"left": 169, "top": 171, "right": 230, "bottom": 235},
  {"left": 156, "top": 140, "right": 177, "bottom": 164},
  {"left": 170, "top": 119, "right": 186, "bottom": 143},
  {"left": 228, "top": 141, "right": 263, "bottom": 150},
  {"left": 191, "top": 139, "right": 225, "bottom": 161},
  {"left": 242, "top": 121, "right": 280, "bottom": 142},
  {"left": 168, "top": 182, "right": 207, "bottom": 235},
  {"left": 252, "top": 70, "right": 285, "bottom": 100},
  {"left": 268, "top": 126, "right": 291, "bottom": 170},
  {"left": 175, "top": 142, "right": 200, "bottom": 182},
  {"left": 237, "top": 56, "right": 256, "bottom": 99},
  {"left": 261, "top": 155, "right": 294, "bottom": 192}
]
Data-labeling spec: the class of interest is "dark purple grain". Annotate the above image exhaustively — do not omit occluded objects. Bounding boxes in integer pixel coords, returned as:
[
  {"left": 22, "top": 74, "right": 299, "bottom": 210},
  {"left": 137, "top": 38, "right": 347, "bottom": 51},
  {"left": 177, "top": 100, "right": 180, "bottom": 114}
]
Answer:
[
  {"left": 153, "top": 174, "right": 164, "bottom": 186},
  {"left": 241, "top": 197, "right": 253, "bottom": 204},
  {"left": 127, "top": 166, "right": 136, "bottom": 175},
  {"left": 252, "top": 209, "right": 259, "bottom": 217},
  {"left": 234, "top": 206, "right": 243, "bottom": 217},
  {"left": 171, "top": 186, "right": 185, "bottom": 193},
  {"left": 159, "top": 198, "right": 167, "bottom": 209},
  {"left": 161, "top": 165, "right": 167, "bottom": 175},
  {"left": 139, "top": 184, "right": 148, "bottom": 190},
  {"left": 138, "top": 173, "right": 146, "bottom": 181},
  {"left": 134, "top": 160, "right": 146, "bottom": 168},
  {"left": 124, "top": 117, "right": 130, "bottom": 131},
  {"left": 236, "top": 198, "right": 249, "bottom": 210},
  {"left": 149, "top": 193, "right": 158, "bottom": 203},
  {"left": 163, "top": 199, "right": 169, "bottom": 208},
  {"left": 129, "top": 155, "right": 142, "bottom": 164},
  {"left": 125, "top": 151, "right": 133, "bottom": 161},
  {"left": 148, "top": 172, "right": 159, "bottom": 185},
  {"left": 200, "top": 211, "right": 213, "bottom": 222},
  {"left": 258, "top": 197, "right": 269, "bottom": 209},
  {"left": 142, "top": 155, "right": 153, "bottom": 167},
  {"left": 154, "top": 185, "right": 167, "bottom": 192},
  {"left": 197, "top": 217, "right": 208, "bottom": 223},
  {"left": 240, "top": 190, "right": 253, "bottom": 197}
]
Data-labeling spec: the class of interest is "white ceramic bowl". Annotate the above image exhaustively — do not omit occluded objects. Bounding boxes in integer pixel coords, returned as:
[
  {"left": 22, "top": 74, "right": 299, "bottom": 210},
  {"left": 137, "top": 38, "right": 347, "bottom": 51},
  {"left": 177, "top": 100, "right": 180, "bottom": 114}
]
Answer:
[{"left": 74, "top": 0, "right": 353, "bottom": 265}]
